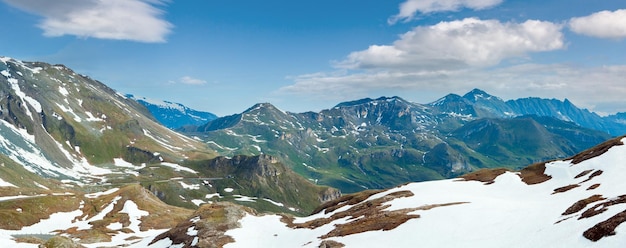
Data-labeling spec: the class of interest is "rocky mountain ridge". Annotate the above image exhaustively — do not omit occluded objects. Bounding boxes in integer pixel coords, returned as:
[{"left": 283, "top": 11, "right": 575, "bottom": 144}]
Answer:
[
  {"left": 185, "top": 90, "right": 613, "bottom": 192},
  {"left": 431, "top": 88, "right": 625, "bottom": 135},
  {"left": 0, "top": 56, "right": 338, "bottom": 218}
]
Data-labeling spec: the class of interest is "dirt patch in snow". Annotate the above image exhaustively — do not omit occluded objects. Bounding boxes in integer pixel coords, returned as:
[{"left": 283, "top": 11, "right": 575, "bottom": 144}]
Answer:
[
  {"left": 561, "top": 194, "right": 605, "bottom": 215},
  {"left": 587, "top": 184, "right": 601, "bottom": 190},
  {"left": 459, "top": 168, "right": 510, "bottom": 184},
  {"left": 283, "top": 190, "right": 467, "bottom": 240},
  {"left": 552, "top": 184, "right": 580, "bottom": 194},
  {"left": 580, "top": 170, "right": 603, "bottom": 184},
  {"left": 311, "top": 189, "right": 384, "bottom": 215},
  {"left": 583, "top": 209, "right": 626, "bottom": 241},
  {"left": 319, "top": 208, "right": 419, "bottom": 239},
  {"left": 518, "top": 162, "right": 552, "bottom": 185},
  {"left": 570, "top": 136, "right": 624, "bottom": 165},
  {"left": 574, "top": 169, "right": 593, "bottom": 179},
  {"left": 579, "top": 195, "right": 626, "bottom": 220}
]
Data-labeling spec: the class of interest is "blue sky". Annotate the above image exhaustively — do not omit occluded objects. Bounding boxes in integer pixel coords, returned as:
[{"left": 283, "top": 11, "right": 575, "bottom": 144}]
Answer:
[{"left": 1, "top": 0, "right": 626, "bottom": 116}]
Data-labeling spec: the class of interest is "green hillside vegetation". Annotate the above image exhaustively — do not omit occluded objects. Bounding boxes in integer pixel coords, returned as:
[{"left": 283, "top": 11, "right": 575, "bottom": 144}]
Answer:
[{"left": 188, "top": 99, "right": 612, "bottom": 193}]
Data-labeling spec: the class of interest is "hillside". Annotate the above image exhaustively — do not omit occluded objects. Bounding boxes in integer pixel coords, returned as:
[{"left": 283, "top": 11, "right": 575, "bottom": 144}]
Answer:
[
  {"left": 0, "top": 56, "right": 215, "bottom": 182},
  {"left": 2, "top": 135, "right": 625, "bottom": 247},
  {"left": 0, "top": 56, "right": 339, "bottom": 216},
  {"left": 159, "top": 136, "right": 626, "bottom": 247},
  {"left": 186, "top": 94, "right": 612, "bottom": 193}
]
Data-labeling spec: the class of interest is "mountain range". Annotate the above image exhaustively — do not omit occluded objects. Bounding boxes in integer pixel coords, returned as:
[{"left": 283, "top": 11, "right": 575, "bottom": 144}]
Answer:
[
  {"left": 0, "top": 56, "right": 337, "bottom": 217},
  {"left": 1, "top": 56, "right": 626, "bottom": 247},
  {"left": 180, "top": 89, "right": 615, "bottom": 193}
]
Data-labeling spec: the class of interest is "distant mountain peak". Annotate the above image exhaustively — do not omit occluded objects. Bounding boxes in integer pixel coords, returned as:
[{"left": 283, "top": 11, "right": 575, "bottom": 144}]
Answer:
[
  {"left": 429, "top": 93, "right": 464, "bottom": 106},
  {"left": 127, "top": 94, "right": 217, "bottom": 129},
  {"left": 463, "top": 88, "right": 501, "bottom": 102},
  {"left": 334, "top": 96, "right": 407, "bottom": 108},
  {"left": 244, "top": 102, "right": 282, "bottom": 113}
]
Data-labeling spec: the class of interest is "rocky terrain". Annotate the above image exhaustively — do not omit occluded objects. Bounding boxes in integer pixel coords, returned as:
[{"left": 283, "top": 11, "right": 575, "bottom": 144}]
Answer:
[{"left": 184, "top": 92, "right": 612, "bottom": 192}]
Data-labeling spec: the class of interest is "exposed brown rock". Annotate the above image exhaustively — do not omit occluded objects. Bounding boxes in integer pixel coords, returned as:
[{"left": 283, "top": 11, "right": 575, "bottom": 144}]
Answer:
[
  {"left": 580, "top": 195, "right": 626, "bottom": 219},
  {"left": 318, "top": 187, "right": 342, "bottom": 203},
  {"left": 518, "top": 162, "right": 552, "bottom": 185},
  {"left": 150, "top": 202, "right": 250, "bottom": 248},
  {"left": 570, "top": 136, "right": 624, "bottom": 165},
  {"left": 283, "top": 190, "right": 411, "bottom": 230},
  {"left": 38, "top": 236, "right": 86, "bottom": 248},
  {"left": 554, "top": 216, "right": 573, "bottom": 224},
  {"left": 311, "top": 189, "right": 384, "bottom": 215},
  {"left": 552, "top": 184, "right": 580, "bottom": 194},
  {"left": 583, "top": 209, "right": 626, "bottom": 241},
  {"left": 580, "top": 170, "right": 603, "bottom": 184},
  {"left": 318, "top": 240, "right": 345, "bottom": 248},
  {"left": 320, "top": 208, "right": 420, "bottom": 239},
  {"left": 587, "top": 184, "right": 601, "bottom": 190},
  {"left": 574, "top": 169, "right": 593, "bottom": 179},
  {"left": 561, "top": 195, "right": 605, "bottom": 215},
  {"left": 283, "top": 189, "right": 467, "bottom": 240},
  {"left": 459, "top": 168, "right": 510, "bottom": 184}
]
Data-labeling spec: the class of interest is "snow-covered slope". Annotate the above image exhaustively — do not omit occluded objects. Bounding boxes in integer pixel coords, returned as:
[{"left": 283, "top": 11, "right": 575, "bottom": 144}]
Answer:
[
  {"left": 0, "top": 185, "right": 194, "bottom": 248},
  {"left": 211, "top": 136, "right": 626, "bottom": 247},
  {"left": 0, "top": 56, "right": 214, "bottom": 185}
]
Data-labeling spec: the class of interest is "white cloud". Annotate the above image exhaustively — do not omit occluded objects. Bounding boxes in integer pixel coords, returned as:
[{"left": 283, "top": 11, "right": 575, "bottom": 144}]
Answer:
[
  {"left": 280, "top": 17, "right": 626, "bottom": 115},
  {"left": 2, "top": 0, "right": 172, "bottom": 43},
  {"left": 389, "top": 0, "right": 503, "bottom": 24},
  {"left": 338, "top": 18, "right": 565, "bottom": 70},
  {"left": 280, "top": 64, "right": 626, "bottom": 114},
  {"left": 179, "top": 76, "right": 207, "bottom": 85},
  {"left": 569, "top": 9, "right": 626, "bottom": 39}
]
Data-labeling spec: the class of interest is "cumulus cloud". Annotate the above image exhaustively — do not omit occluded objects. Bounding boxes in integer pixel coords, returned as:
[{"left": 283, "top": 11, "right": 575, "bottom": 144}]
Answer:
[
  {"left": 389, "top": 0, "right": 503, "bottom": 24},
  {"left": 279, "top": 17, "right": 626, "bottom": 114},
  {"left": 569, "top": 9, "right": 626, "bottom": 39},
  {"left": 338, "top": 18, "right": 565, "bottom": 70},
  {"left": 2, "top": 0, "right": 172, "bottom": 43},
  {"left": 179, "top": 76, "right": 207, "bottom": 85}
]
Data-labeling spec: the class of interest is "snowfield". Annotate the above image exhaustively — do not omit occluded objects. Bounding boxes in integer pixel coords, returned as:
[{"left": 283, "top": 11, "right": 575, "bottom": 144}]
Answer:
[
  {"left": 2, "top": 137, "right": 626, "bottom": 247},
  {"left": 223, "top": 137, "right": 626, "bottom": 248}
]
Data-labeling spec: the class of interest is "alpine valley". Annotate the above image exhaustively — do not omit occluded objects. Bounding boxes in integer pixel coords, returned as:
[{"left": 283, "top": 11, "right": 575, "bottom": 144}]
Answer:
[{"left": 1, "top": 56, "right": 626, "bottom": 247}]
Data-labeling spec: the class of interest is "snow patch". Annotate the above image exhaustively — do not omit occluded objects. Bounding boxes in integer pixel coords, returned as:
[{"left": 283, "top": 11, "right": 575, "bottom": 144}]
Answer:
[
  {"left": 85, "top": 188, "right": 120, "bottom": 198},
  {"left": 120, "top": 200, "right": 149, "bottom": 233},
  {"left": 179, "top": 181, "right": 200, "bottom": 190},
  {"left": 0, "top": 178, "right": 16, "bottom": 187},
  {"left": 160, "top": 162, "right": 197, "bottom": 174}
]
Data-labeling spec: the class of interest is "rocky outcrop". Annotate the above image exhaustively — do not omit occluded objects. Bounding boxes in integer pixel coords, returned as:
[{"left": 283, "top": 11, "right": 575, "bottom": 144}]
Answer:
[{"left": 150, "top": 202, "right": 250, "bottom": 248}]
